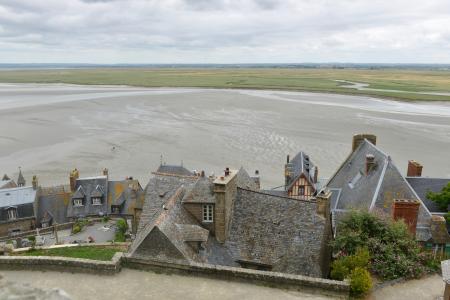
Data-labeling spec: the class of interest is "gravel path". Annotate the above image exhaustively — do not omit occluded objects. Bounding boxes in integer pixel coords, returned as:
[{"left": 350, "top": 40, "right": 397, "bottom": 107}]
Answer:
[
  {"left": 370, "top": 274, "right": 444, "bottom": 300},
  {"left": 0, "top": 269, "right": 338, "bottom": 300}
]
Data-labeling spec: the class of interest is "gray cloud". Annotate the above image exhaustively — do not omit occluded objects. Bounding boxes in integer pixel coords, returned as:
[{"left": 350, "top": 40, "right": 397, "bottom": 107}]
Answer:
[{"left": 0, "top": 0, "right": 449, "bottom": 63}]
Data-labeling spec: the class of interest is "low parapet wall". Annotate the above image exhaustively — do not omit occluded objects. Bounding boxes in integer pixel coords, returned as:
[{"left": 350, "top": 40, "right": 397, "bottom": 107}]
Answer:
[
  {"left": 123, "top": 256, "right": 350, "bottom": 298},
  {"left": 0, "top": 252, "right": 123, "bottom": 275}
]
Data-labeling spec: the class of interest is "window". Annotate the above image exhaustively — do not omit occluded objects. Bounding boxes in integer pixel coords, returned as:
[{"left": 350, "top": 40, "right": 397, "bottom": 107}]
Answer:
[
  {"left": 7, "top": 208, "right": 17, "bottom": 220},
  {"left": 298, "top": 186, "right": 305, "bottom": 195},
  {"left": 203, "top": 204, "right": 213, "bottom": 222},
  {"left": 73, "top": 198, "right": 83, "bottom": 207},
  {"left": 92, "top": 197, "right": 102, "bottom": 205}
]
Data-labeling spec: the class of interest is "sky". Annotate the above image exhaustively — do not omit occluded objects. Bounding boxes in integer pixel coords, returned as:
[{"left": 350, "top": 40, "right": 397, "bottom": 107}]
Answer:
[{"left": 0, "top": 0, "right": 449, "bottom": 64}]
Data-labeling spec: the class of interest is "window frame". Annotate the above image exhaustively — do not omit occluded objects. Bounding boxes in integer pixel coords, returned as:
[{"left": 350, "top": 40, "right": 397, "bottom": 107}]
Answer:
[
  {"left": 202, "top": 204, "right": 214, "bottom": 223},
  {"left": 91, "top": 197, "right": 102, "bottom": 206},
  {"left": 73, "top": 198, "right": 84, "bottom": 207},
  {"left": 298, "top": 185, "right": 305, "bottom": 195},
  {"left": 7, "top": 208, "right": 17, "bottom": 220}
]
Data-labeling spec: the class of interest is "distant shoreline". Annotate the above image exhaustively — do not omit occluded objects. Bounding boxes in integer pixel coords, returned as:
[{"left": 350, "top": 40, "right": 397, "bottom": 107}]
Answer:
[{"left": 0, "top": 67, "right": 449, "bottom": 102}]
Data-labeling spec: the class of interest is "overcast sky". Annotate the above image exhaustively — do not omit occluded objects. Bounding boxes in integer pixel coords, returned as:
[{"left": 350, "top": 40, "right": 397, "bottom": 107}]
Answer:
[{"left": 0, "top": 0, "right": 449, "bottom": 64}]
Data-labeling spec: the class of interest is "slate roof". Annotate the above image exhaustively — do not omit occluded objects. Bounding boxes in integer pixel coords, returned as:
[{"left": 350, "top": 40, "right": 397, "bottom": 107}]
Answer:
[
  {"left": 155, "top": 164, "right": 194, "bottom": 176},
  {"left": 132, "top": 167, "right": 329, "bottom": 277},
  {"left": 224, "top": 188, "right": 326, "bottom": 277},
  {"left": 108, "top": 179, "right": 145, "bottom": 215},
  {"left": 286, "top": 152, "right": 318, "bottom": 191},
  {"left": 0, "top": 186, "right": 36, "bottom": 208},
  {"left": 182, "top": 177, "right": 215, "bottom": 204},
  {"left": 406, "top": 177, "right": 450, "bottom": 213},
  {"left": 67, "top": 176, "right": 108, "bottom": 218},
  {"left": 37, "top": 185, "right": 71, "bottom": 226},
  {"left": 0, "top": 186, "right": 37, "bottom": 222},
  {"left": 0, "top": 179, "right": 16, "bottom": 190},
  {"left": 326, "top": 139, "right": 433, "bottom": 241},
  {"left": 17, "top": 170, "right": 26, "bottom": 186}
]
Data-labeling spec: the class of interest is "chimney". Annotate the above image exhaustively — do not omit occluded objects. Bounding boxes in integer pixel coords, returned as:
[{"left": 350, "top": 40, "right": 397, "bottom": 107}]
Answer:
[
  {"left": 201, "top": 170, "right": 205, "bottom": 177},
  {"left": 252, "top": 170, "right": 261, "bottom": 190},
  {"left": 316, "top": 189, "right": 331, "bottom": 218},
  {"left": 103, "top": 168, "right": 109, "bottom": 177},
  {"left": 69, "top": 168, "right": 79, "bottom": 192},
  {"left": 224, "top": 167, "right": 230, "bottom": 176},
  {"left": 352, "top": 134, "right": 377, "bottom": 152},
  {"left": 430, "top": 215, "right": 450, "bottom": 244},
  {"left": 32, "top": 175, "right": 38, "bottom": 190},
  {"left": 392, "top": 199, "right": 420, "bottom": 236},
  {"left": 213, "top": 168, "right": 238, "bottom": 243},
  {"left": 365, "top": 154, "right": 376, "bottom": 175},
  {"left": 287, "top": 154, "right": 290, "bottom": 163},
  {"left": 407, "top": 160, "right": 423, "bottom": 177},
  {"left": 314, "top": 167, "right": 319, "bottom": 183}
]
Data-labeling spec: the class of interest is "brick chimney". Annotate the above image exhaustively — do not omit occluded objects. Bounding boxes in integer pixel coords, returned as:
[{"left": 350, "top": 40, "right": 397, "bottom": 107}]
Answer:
[
  {"left": 430, "top": 215, "right": 450, "bottom": 244},
  {"left": 316, "top": 189, "right": 331, "bottom": 218},
  {"left": 407, "top": 160, "right": 423, "bottom": 177},
  {"left": 365, "top": 154, "right": 376, "bottom": 175},
  {"left": 69, "top": 168, "right": 79, "bottom": 192},
  {"left": 32, "top": 175, "right": 38, "bottom": 190},
  {"left": 392, "top": 199, "right": 420, "bottom": 236},
  {"left": 352, "top": 134, "right": 377, "bottom": 152},
  {"left": 213, "top": 168, "right": 238, "bottom": 243}
]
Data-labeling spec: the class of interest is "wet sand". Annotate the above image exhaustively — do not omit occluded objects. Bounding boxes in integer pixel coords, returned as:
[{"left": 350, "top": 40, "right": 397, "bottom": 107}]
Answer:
[
  {"left": 0, "top": 83, "right": 449, "bottom": 188},
  {"left": 0, "top": 269, "right": 335, "bottom": 300}
]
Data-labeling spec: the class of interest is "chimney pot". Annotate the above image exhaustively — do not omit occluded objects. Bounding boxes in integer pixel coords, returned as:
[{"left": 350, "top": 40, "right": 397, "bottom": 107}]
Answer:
[
  {"left": 365, "top": 154, "right": 376, "bottom": 175},
  {"left": 407, "top": 160, "right": 423, "bottom": 177},
  {"left": 287, "top": 155, "right": 290, "bottom": 163},
  {"left": 255, "top": 170, "right": 259, "bottom": 176}
]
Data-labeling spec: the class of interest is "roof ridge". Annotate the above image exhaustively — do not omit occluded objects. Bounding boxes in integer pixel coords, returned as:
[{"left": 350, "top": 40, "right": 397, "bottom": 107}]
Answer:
[{"left": 237, "top": 187, "right": 316, "bottom": 203}]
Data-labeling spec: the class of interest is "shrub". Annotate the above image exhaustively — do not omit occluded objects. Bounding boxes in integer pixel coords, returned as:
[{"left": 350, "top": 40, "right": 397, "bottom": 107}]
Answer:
[
  {"left": 102, "top": 216, "right": 110, "bottom": 223},
  {"left": 331, "top": 248, "right": 370, "bottom": 281},
  {"left": 331, "top": 259, "right": 349, "bottom": 280},
  {"left": 72, "top": 224, "right": 81, "bottom": 234},
  {"left": 27, "top": 236, "right": 36, "bottom": 242},
  {"left": 332, "top": 211, "right": 435, "bottom": 280},
  {"left": 349, "top": 267, "right": 373, "bottom": 296},
  {"left": 114, "top": 219, "right": 128, "bottom": 242}
]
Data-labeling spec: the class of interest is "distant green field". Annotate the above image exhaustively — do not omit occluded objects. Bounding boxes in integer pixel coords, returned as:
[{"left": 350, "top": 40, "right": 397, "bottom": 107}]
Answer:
[{"left": 0, "top": 68, "right": 449, "bottom": 101}]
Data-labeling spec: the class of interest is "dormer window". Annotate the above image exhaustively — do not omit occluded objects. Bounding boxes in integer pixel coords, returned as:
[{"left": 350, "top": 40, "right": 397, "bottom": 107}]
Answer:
[
  {"left": 73, "top": 198, "right": 83, "bottom": 207},
  {"left": 92, "top": 197, "right": 102, "bottom": 205},
  {"left": 202, "top": 204, "right": 213, "bottom": 222},
  {"left": 7, "top": 207, "right": 17, "bottom": 220}
]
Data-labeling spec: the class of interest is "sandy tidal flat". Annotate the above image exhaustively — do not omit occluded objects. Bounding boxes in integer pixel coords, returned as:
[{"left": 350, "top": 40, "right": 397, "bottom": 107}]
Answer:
[{"left": 0, "top": 83, "right": 449, "bottom": 188}]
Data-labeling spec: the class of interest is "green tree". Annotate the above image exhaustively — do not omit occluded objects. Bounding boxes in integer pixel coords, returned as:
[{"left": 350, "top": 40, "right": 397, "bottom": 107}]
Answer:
[{"left": 427, "top": 182, "right": 450, "bottom": 211}]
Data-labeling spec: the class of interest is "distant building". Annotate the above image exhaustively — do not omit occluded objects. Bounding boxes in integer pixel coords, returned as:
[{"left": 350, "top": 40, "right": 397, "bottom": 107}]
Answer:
[
  {"left": 1, "top": 174, "right": 17, "bottom": 189},
  {"left": 284, "top": 152, "right": 320, "bottom": 200},
  {"left": 130, "top": 164, "right": 332, "bottom": 278}
]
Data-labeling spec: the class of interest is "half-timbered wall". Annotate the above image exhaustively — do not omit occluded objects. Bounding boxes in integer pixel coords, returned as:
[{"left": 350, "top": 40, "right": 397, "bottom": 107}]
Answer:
[{"left": 287, "top": 175, "right": 315, "bottom": 200}]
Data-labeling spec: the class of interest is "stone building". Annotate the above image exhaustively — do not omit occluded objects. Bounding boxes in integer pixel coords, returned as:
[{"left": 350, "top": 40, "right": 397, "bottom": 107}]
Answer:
[
  {"left": 284, "top": 152, "right": 320, "bottom": 200},
  {"left": 326, "top": 134, "right": 448, "bottom": 244},
  {"left": 130, "top": 164, "right": 332, "bottom": 278},
  {"left": 0, "top": 184, "right": 38, "bottom": 236}
]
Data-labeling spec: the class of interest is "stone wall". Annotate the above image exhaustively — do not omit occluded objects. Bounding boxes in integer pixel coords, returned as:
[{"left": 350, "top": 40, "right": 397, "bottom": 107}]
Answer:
[
  {"left": 0, "top": 252, "right": 123, "bottom": 275},
  {"left": 123, "top": 256, "right": 350, "bottom": 298},
  {"left": 0, "top": 222, "right": 74, "bottom": 242},
  {"left": 0, "top": 217, "right": 35, "bottom": 237}
]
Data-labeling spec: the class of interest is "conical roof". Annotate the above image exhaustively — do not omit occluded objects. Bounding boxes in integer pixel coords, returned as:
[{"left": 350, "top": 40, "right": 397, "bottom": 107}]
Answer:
[
  {"left": 17, "top": 169, "right": 26, "bottom": 186},
  {"left": 2, "top": 174, "right": 10, "bottom": 181}
]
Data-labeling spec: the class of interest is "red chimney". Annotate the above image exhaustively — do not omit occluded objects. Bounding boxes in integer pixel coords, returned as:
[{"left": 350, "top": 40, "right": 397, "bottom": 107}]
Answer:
[
  {"left": 407, "top": 160, "right": 423, "bottom": 177},
  {"left": 392, "top": 199, "right": 420, "bottom": 236}
]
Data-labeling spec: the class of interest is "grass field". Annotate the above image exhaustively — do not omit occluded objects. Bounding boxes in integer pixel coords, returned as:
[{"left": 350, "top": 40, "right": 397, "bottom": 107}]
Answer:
[
  {"left": 0, "top": 68, "right": 449, "bottom": 101},
  {"left": 17, "top": 246, "right": 122, "bottom": 261}
]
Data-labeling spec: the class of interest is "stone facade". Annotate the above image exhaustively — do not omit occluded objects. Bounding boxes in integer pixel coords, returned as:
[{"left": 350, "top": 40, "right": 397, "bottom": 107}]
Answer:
[{"left": 0, "top": 217, "right": 35, "bottom": 237}]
